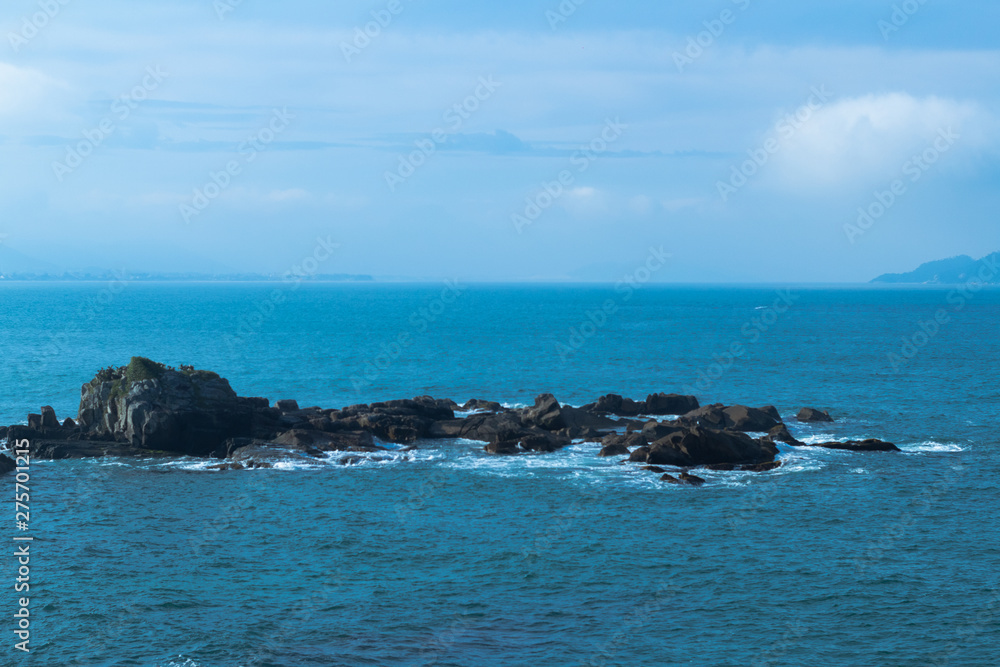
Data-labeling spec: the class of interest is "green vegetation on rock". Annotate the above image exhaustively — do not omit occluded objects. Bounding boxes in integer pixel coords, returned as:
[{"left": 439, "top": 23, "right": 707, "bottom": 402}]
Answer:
[
  {"left": 124, "top": 356, "right": 168, "bottom": 384},
  {"left": 89, "top": 358, "right": 220, "bottom": 398}
]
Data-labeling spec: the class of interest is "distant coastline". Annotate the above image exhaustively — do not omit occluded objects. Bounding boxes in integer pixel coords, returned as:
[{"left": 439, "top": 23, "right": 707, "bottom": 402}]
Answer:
[
  {"left": 0, "top": 272, "right": 375, "bottom": 282},
  {"left": 871, "top": 252, "right": 1000, "bottom": 285}
]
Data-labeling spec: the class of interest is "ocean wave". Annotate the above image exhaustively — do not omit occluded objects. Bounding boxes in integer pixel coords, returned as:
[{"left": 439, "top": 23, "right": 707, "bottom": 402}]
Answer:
[{"left": 164, "top": 658, "right": 202, "bottom": 667}]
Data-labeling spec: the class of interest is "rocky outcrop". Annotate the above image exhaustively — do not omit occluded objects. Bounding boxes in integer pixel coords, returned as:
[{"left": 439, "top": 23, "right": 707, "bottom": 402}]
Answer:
[
  {"left": 759, "top": 405, "right": 781, "bottom": 421},
  {"left": 1, "top": 360, "right": 907, "bottom": 474},
  {"left": 590, "top": 394, "right": 644, "bottom": 417},
  {"left": 642, "top": 427, "right": 778, "bottom": 467},
  {"left": 521, "top": 393, "right": 566, "bottom": 430},
  {"left": 677, "top": 404, "right": 779, "bottom": 432},
  {"left": 584, "top": 392, "right": 699, "bottom": 417},
  {"left": 797, "top": 407, "right": 833, "bottom": 422},
  {"left": 764, "top": 423, "right": 803, "bottom": 446},
  {"left": 645, "top": 393, "right": 700, "bottom": 415},
  {"left": 75, "top": 358, "right": 256, "bottom": 457}
]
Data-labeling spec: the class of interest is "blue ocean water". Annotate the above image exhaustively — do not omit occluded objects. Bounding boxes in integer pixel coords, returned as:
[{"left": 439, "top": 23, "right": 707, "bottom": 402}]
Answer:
[{"left": 1, "top": 282, "right": 998, "bottom": 666}]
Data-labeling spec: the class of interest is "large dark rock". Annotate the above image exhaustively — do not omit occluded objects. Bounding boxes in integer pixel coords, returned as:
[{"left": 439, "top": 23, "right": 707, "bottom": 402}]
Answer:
[
  {"left": 765, "top": 423, "right": 802, "bottom": 446},
  {"left": 803, "top": 439, "right": 900, "bottom": 452},
  {"left": 758, "top": 405, "right": 781, "bottom": 421},
  {"left": 679, "top": 404, "right": 728, "bottom": 429},
  {"left": 433, "top": 395, "right": 614, "bottom": 448},
  {"left": 680, "top": 404, "right": 778, "bottom": 432},
  {"left": 591, "top": 394, "right": 644, "bottom": 416},
  {"left": 598, "top": 433, "right": 644, "bottom": 457},
  {"left": 462, "top": 399, "right": 503, "bottom": 412},
  {"left": 330, "top": 397, "right": 457, "bottom": 443},
  {"left": 721, "top": 405, "right": 780, "bottom": 432},
  {"left": 645, "top": 393, "right": 699, "bottom": 415},
  {"left": 628, "top": 446, "right": 651, "bottom": 463},
  {"left": 646, "top": 427, "right": 777, "bottom": 467},
  {"left": 7, "top": 423, "right": 161, "bottom": 459},
  {"left": 273, "top": 429, "right": 382, "bottom": 453},
  {"left": 76, "top": 357, "right": 254, "bottom": 457},
  {"left": 521, "top": 394, "right": 566, "bottom": 430},
  {"left": 642, "top": 421, "right": 683, "bottom": 442},
  {"left": 40, "top": 406, "right": 60, "bottom": 429},
  {"left": 797, "top": 407, "right": 833, "bottom": 422},
  {"left": 431, "top": 412, "right": 533, "bottom": 443}
]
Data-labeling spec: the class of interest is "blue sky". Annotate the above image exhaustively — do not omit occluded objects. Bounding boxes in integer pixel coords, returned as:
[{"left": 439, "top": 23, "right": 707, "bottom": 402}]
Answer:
[{"left": 1, "top": 0, "right": 999, "bottom": 281}]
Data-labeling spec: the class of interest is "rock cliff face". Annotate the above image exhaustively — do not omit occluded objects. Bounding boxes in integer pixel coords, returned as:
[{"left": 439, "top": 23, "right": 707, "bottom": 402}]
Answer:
[{"left": 76, "top": 357, "right": 254, "bottom": 456}]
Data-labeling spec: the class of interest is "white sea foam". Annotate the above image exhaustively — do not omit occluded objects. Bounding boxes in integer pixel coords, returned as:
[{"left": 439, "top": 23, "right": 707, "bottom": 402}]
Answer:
[{"left": 900, "top": 441, "right": 965, "bottom": 453}]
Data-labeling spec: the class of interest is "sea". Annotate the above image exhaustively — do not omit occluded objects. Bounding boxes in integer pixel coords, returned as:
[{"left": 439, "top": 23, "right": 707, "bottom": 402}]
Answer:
[{"left": 1, "top": 282, "right": 997, "bottom": 666}]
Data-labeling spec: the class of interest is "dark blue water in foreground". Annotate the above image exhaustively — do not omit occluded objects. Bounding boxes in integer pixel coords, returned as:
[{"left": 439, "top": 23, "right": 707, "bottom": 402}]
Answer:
[{"left": 2, "top": 283, "right": 999, "bottom": 666}]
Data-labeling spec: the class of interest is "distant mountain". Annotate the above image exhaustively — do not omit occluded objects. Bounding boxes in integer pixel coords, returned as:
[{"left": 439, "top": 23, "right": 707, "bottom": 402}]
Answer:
[
  {"left": 872, "top": 252, "right": 1000, "bottom": 284},
  {"left": 0, "top": 244, "right": 64, "bottom": 276}
]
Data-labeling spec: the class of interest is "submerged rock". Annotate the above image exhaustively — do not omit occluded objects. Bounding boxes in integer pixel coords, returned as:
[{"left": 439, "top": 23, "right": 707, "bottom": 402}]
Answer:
[
  {"left": 803, "top": 439, "right": 900, "bottom": 452},
  {"left": 740, "top": 461, "right": 783, "bottom": 472},
  {"left": 661, "top": 472, "right": 706, "bottom": 486}
]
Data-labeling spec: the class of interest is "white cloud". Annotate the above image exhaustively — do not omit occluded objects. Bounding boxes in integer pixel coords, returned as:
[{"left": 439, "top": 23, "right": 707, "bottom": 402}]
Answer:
[
  {"left": 0, "top": 62, "right": 66, "bottom": 116},
  {"left": 767, "top": 93, "right": 994, "bottom": 190}
]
